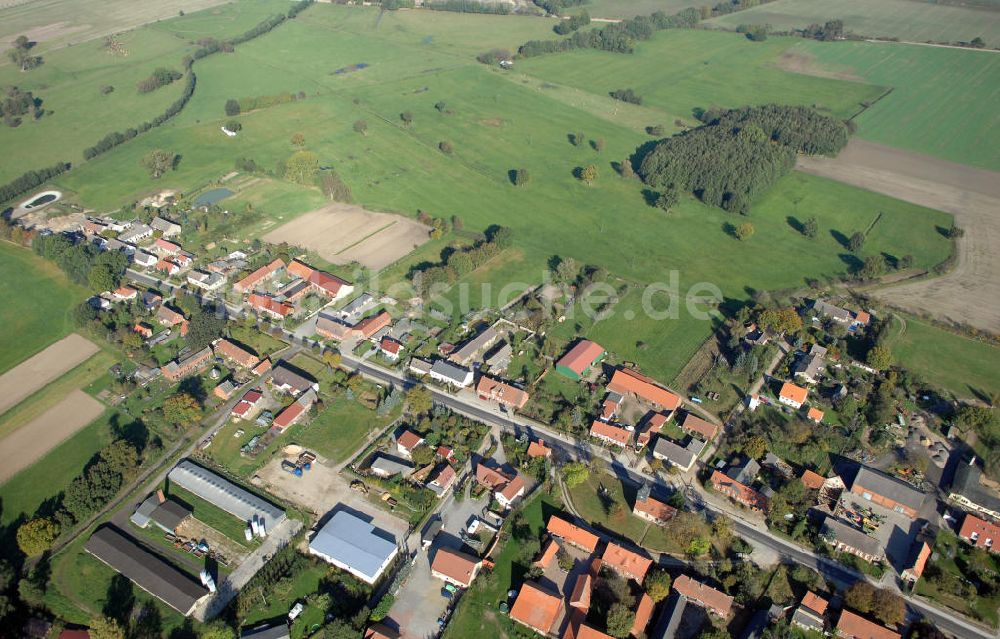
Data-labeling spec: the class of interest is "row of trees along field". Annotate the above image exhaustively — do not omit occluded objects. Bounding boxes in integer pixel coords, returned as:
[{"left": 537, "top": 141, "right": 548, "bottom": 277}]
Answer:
[
  {"left": 638, "top": 105, "right": 850, "bottom": 214},
  {"left": 517, "top": 8, "right": 701, "bottom": 56}
]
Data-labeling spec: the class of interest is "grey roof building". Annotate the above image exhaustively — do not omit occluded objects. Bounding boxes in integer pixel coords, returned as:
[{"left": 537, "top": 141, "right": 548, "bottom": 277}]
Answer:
[
  {"left": 337, "top": 293, "right": 375, "bottom": 321},
  {"left": 308, "top": 511, "right": 399, "bottom": 584},
  {"left": 728, "top": 459, "right": 760, "bottom": 486},
  {"left": 369, "top": 454, "right": 414, "bottom": 478},
  {"left": 168, "top": 460, "right": 285, "bottom": 526},
  {"left": 793, "top": 345, "right": 827, "bottom": 384},
  {"left": 131, "top": 493, "right": 191, "bottom": 532},
  {"left": 849, "top": 465, "right": 926, "bottom": 515},
  {"left": 240, "top": 624, "right": 290, "bottom": 639},
  {"left": 649, "top": 593, "right": 686, "bottom": 639},
  {"left": 811, "top": 299, "right": 852, "bottom": 323},
  {"left": 820, "top": 516, "right": 884, "bottom": 561},
  {"left": 85, "top": 526, "right": 208, "bottom": 615},
  {"left": 270, "top": 362, "right": 319, "bottom": 396},
  {"left": 950, "top": 460, "right": 1000, "bottom": 520},
  {"left": 429, "top": 360, "right": 473, "bottom": 388},
  {"left": 791, "top": 605, "right": 825, "bottom": 633},
  {"left": 652, "top": 437, "right": 696, "bottom": 471},
  {"left": 448, "top": 326, "right": 500, "bottom": 366}
]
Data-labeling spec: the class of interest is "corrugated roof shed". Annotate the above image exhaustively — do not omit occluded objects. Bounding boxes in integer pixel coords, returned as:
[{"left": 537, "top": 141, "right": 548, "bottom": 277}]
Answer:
[
  {"left": 168, "top": 460, "right": 285, "bottom": 525},
  {"left": 308, "top": 511, "right": 398, "bottom": 583}
]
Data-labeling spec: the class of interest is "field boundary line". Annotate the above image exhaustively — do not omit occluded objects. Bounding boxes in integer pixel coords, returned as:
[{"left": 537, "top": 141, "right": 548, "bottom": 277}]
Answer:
[
  {"left": 334, "top": 220, "right": 397, "bottom": 256},
  {"left": 848, "top": 86, "right": 893, "bottom": 122}
]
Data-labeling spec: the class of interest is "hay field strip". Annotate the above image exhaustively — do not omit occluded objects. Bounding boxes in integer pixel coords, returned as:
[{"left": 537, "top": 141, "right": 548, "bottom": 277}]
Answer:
[
  {"left": 0, "top": 333, "right": 98, "bottom": 415},
  {"left": 0, "top": 389, "right": 105, "bottom": 483},
  {"left": 708, "top": 0, "right": 1000, "bottom": 47}
]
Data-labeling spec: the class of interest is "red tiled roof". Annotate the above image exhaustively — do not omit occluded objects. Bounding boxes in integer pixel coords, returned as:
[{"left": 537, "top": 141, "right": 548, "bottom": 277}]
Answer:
[
  {"left": 114, "top": 286, "right": 137, "bottom": 298},
  {"left": 252, "top": 358, "right": 271, "bottom": 375},
  {"left": 235, "top": 258, "right": 284, "bottom": 293},
  {"left": 436, "top": 445, "right": 454, "bottom": 460},
  {"left": 602, "top": 398, "right": 619, "bottom": 420},
  {"left": 836, "top": 610, "right": 900, "bottom": 639},
  {"left": 854, "top": 310, "right": 871, "bottom": 325},
  {"left": 633, "top": 493, "right": 677, "bottom": 523},
  {"left": 498, "top": 473, "right": 525, "bottom": 502},
  {"left": 602, "top": 542, "right": 652, "bottom": 582},
  {"left": 570, "top": 574, "right": 591, "bottom": 611},
  {"left": 557, "top": 340, "right": 605, "bottom": 376},
  {"left": 608, "top": 368, "right": 681, "bottom": 410},
  {"left": 475, "top": 464, "right": 510, "bottom": 490},
  {"left": 214, "top": 338, "right": 259, "bottom": 368},
  {"left": 273, "top": 402, "right": 306, "bottom": 431},
  {"left": 286, "top": 260, "right": 351, "bottom": 297},
  {"left": 429, "top": 464, "right": 456, "bottom": 489},
  {"left": 154, "top": 238, "right": 180, "bottom": 253},
  {"left": 510, "top": 581, "right": 563, "bottom": 635},
  {"left": 248, "top": 293, "right": 293, "bottom": 317},
  {"left": 527, "top": 439, "right": 552, "bottom": 458},
  {"left": 477, "top": 376, "right": 530, "bottom": 409},
  {"left": 680, "top": 412, "right": 719, "bottom": 440},
  {"left": 807, "top": 406, "right": 825, "bottom": 423},
  {"left": 632, "top": 593, "right": 655, "bottom": 637},
  {"left": 801, "top": 469, "right": 826, "bottom": 490},
  {"left": 959, "top": 513, "right": 1000, "bottom": 552},
  {"left": 397, "top": 430, "right": 424, "bottom": 451},
  {"left": 364, "top": 624, "right": 400, "bottom": 639},
  {"left": 710, "top": 470, "right": 768, "bottom": 510},
  {"left": 355, "top": 310, "right": 391, "bottom": 339},
  {"left": 780, "top": 382, "right": 808, "bottom": 405},
  {"left": 535, "top": 538, "right": 560, "bottom": 569},
  {"left": 380, "top": 336, "right": 402, "bottom": 355},
  {"left": 673, "top": 575, "right": 734, "bottom": 617},
  {"left": 906, "top": 541, "right": 931, "bottom": 578},
  {"left": 431, "top": 547, "right": 480, "bottom": 587},
  {"left": 801, "top": 592, "right": 828, "bottom": 615},
  {"left": 547, "top": 515, "right": 599, "bottom": 552},
  {"left": 590, "top": 420, "right": 631, "bottom": 446}
]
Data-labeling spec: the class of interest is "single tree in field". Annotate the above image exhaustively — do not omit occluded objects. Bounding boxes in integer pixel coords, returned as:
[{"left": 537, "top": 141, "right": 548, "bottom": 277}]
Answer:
[
  {"left": 900, "top": 254, "right": 914, "bottom": 269},
  {"left": 434, "top": 101, "right": 447, "bottom": 112},
  {"left": 353, "top": 119, "right": 368, "bottom": 135},
  {"left": 406, "top": 386, "right": 433, "bottom": 415},
  {"left": 162, "top": 392, "right": 202, "bottom": 427},
  {"left": 512, "top": 168, "right": 530, "bottom": 186},
  {"left": 8, "top": 35, "right": 41, "bottom": 71},
  {"left": 580, "top": 164, "right": 598, "bottom": 184},
  {"left": 141, "top": 149, "right": 177, "bottom": 179},
  {"left": 400, "top": 111, "right": 413, "bottom": 126},
  {"left": 620, "top": 157, "right": 635, "bottom": 179},
  {"left": 592, "top": 137, "right": 605, "bottom": 152},
  {"left": 802, "top": 217, "right": 818, "bottom": 238},
  {"left": 656, "top": 188, "right": 678, "bottom": 211},
  {"left": 16, "top": 518, "right": 59, "bottom": 556},
  {"left": 572, "top": 131, "right": 585, "bottom": 146},
  {"left": 438, "top": 140, "right": 453, "bottom": 154},
  {"left": 291, "top": 132, "right": 305, "bottom": 147},
  {"left": 285, "top": 150, "right": 320, "bottom": 184},
  {"left": 735, "top": 222, "right": 755, "bottom": 240},
  {"left": 848, "top": 231, "right": 866, "bottom": 252},
  {"left": 224, "top": 99, "right": 241, "bottom": 116}
]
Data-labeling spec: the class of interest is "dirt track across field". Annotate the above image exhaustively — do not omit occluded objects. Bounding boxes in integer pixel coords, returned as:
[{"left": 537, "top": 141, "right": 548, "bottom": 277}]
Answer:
[
  {"left": 263, "top": 203, "right": 430, "bottom": 271},
  {"left": 0, "top": 333, "right": 99, "bottom": 416},
  {"left": 0, "top": 389, "right": 104, "bottom": 483},
  {"left": 797, "top": 139, "right": 1000, "bottom": 334}
]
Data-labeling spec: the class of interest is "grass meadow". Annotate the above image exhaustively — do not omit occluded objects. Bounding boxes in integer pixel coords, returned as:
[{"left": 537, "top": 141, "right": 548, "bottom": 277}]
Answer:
[
  {"left": 0, "top": 242, "right": 87, "bottom": 374},
  {"left": 37, "top": 5, "right": 952, "bottom": 381},
  {"left": 888, "top": 315, "right": 1000, "bottom": 400},
  {"left": 791, "top": 39, "right": 1000, "bottom": 170},
  {"left": 708, "top": 0, "right": 1000, "bottom": 47}
]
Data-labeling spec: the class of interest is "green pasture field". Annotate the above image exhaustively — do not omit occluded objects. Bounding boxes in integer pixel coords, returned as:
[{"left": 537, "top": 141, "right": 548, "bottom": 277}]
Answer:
[
  {"left": 579, "top": 0, "right": 700, "bottom": 19},
  {"left": 708, "top": 0, "right": 1000, "bottom": 47},
  {"left": 0, "top": 411, "right": 113, "bottom": 525},
  {"left": 888, "top": 315, "right": 1000, "bottom": 400},
  {"left": 515, "top": 29, "right": 886, "bottom": 122},
  {"left": 0, "top": 0, "right": 297, "bottom": 185},
  {"left": 34, "top": 5, "right": 951, "bottom": 381},
  {"left": 0, "top": 242, "right": 86, "bottom": 374},
  {"left": 0, "top": 0, "right": 230, "bottom": 52},
  {"left": 292, "top": 395, "right": 401, "bottom": 463},
  {"left": 791, "top": 39, "right": 1000, "bottom": 170}
]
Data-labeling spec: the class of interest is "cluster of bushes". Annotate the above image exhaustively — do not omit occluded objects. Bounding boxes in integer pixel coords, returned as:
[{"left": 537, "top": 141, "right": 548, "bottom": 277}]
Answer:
[
  {"left": 136, "top": 67, "right": 182, "bottom": 93},
  {"left": 229, "top": 91, "right": 305, "bottom": 115},
  {"left": 610, "top": 88, "right": 642, "bottom": 105},
  {"left": 0, "top": 161, "right": 69, "bottom": 204},
  {"left": 410, "top": 225, "right": 513, "bottom": 293},
  {"left": 554, "top": 11, "right": 590, "bottom": 35},
  {"left": 476, "top": 48, "right": 513, "bottom": 65},
  {"left": 638, "top": 105, "right": 849, "bottom": 213},
  {"left": 518, "top": 8, "right": 701, "bottom": 57},
  {"left": 800, "top": 19, "right": 844, "bottom": 41},
  {"left": 33, "top": 232, "right": 129, "bottom": 291},
  {"left": 1, "top": 86, "right": 41, "bottom": 127},
  {"left": 708, "top": 0, "right": 778, "bottom": 18},
  {"left": 737, "top": 23, "right": 770, "bottom": 41},
  {"left": 320, "top": 170, "right": 353, "bottom": 203},
  {"left": 427, "top": 0, "right": 511, "bottom": 14}
]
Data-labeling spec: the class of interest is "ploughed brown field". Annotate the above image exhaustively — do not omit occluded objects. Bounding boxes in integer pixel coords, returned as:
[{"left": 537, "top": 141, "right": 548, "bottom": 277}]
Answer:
[{"left": 797, "top": 139, "right": 1000, "bottom": 334}]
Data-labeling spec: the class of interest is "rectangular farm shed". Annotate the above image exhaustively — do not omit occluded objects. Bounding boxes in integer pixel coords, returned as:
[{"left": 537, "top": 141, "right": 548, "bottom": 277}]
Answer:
[
  {"left": 308, "top": 511, "right": 399, "bottom": 584},
  {"left": 168, "top": 460, "right": 286, "bottom": 525}
]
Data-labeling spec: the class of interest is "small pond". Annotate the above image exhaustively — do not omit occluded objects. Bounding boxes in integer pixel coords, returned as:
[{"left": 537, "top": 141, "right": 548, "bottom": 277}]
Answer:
[
  {"left": 20, "top": 190, "right": 62, "bottom": 210},
  {"left": 193, "top": 188, "right": 234, "bottom": 208}
]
